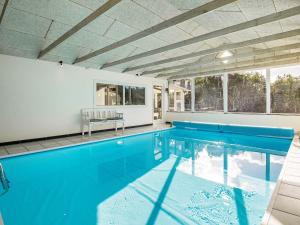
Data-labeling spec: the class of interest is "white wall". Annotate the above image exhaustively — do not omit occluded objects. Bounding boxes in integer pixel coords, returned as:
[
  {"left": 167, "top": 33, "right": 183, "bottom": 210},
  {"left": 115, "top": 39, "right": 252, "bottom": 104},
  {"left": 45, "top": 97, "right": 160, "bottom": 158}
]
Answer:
[
  {"left": 166, "top": 112, "right": 300, "bottom": 132},
  {"left": 0, "top": 54, "right": 166, "bottom": 143}
]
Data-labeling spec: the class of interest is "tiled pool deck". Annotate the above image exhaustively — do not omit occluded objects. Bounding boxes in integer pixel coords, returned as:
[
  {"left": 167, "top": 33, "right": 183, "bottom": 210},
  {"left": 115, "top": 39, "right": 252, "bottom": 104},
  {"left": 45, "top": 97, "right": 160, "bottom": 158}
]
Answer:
[
  {"left": 0, "top": 123, "right": 171, "bottom": 156},
  {"left": 0, "top": 124, "right": 299, "bottom": 225},
  {"left": 262, "top": 136, "right": 300, "bottom": 225}
]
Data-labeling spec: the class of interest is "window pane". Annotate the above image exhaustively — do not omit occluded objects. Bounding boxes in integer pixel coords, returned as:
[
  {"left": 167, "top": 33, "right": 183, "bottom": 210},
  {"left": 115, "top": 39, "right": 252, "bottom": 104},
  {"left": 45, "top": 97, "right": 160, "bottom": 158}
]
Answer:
[
  {"left": 195, "top": 75, "right": 223, "bottom": 111},
  {"left": 271, "top": 65, "right": 300, "bottom": 113},
  {"left": 168, "top": 90, "right": 174, "bottom": 111},
  {"left": 228, "top": 71, "right": 266, "bottom": 113},
  {"left": 168, "top": 79, "right": 191, "bottom": 112},
  {"left": 125, "top": 86, "right": 146, "bottom": 105},
  {"left": 96, "top": 83, "right": 123, "bottom": 106}
]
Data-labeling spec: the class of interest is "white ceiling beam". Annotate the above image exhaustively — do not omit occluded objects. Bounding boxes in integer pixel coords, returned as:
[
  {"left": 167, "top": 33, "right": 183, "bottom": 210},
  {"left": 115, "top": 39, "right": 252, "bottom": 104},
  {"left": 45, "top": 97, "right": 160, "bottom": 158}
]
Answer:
[
  {"left": 38, "top": 0, "right": 121, "bottom": 58},
  {"left": 0, "top": 0, "right": 9, "bottom": 25},
  {"left": 101, "top": 5, "right": 300, "bottom": 69},
  {"left": 168, "top": 52, "right": 300, "bottom": 79},
  {"left": 124, "top": 28, "right": 300, "bottom": 72},
  {"left": 153, "top": 42, "right": 300, "bottom": 77},
  {"left": 73, "top": 0, "right": 237, "bottom": 64}
]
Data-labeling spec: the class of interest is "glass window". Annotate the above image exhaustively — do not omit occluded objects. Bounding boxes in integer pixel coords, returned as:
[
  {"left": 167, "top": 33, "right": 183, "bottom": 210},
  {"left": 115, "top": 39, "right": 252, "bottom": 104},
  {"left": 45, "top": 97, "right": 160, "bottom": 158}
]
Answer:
[
  {"left": 271, "top": 65, "right": 300, "bottom": 113},
  {"left": 228, "top": 70, "right": 266, "bottom": 113},
  {"left": 168, "top": 79, "right": 191, "bottom": 112},
  {"left": 96, "top": 83, "right": 123, "bottom": 106},
  {"left": 168, "top": 89, "right": 175, "bottom": 111},
  {"left": 125, "top": 86, "right": 146, "bottom": 105},
  {"left": 195, "top": 75, "right": 223, "bottom": 111}
]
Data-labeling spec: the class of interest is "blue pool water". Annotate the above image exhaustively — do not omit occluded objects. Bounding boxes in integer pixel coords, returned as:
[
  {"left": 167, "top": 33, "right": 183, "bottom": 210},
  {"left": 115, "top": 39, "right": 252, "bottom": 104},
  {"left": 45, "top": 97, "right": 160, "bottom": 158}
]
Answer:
[{"left": 0, "top": 126, "right": 292, "bottom": 225}]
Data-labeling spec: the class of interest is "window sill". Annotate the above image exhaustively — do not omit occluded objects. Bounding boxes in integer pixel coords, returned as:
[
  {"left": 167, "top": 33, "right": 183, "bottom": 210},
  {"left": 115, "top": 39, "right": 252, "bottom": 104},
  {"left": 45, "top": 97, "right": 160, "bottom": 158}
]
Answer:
[{"left": 166, "top": 111, "right": 300, "bottom": 116}]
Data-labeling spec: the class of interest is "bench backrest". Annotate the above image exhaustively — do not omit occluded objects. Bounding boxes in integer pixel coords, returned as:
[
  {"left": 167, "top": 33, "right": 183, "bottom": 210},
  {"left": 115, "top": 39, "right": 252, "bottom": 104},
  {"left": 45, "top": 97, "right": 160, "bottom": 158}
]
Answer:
[{"left": 81, "top": 108, "right": 117, "bottom": 121}]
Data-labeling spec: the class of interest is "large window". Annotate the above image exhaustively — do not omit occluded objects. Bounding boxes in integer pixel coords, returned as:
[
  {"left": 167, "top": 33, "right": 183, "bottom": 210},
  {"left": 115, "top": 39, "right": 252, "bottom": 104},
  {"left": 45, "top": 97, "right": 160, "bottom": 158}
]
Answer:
[
  {"left": 168, "top": 79, "right": 191, "bottom": 112},
  {"left": 96, "top": 83, "right": 123, "bottom": 106},
  {"left": 228, "top": 71, "right": 266, "bottom": 113},
  {"left": 125, "top": 86, "right": 146, "bottom": 105},
  {"left": 167, "top": 65, "right": 300, "bottom": 115},
  {"left": 271, "top": 65, "right": 300, "bottom": 113},
  {"left": 195, "top": 75, "right": 223, "bottom": 111}
]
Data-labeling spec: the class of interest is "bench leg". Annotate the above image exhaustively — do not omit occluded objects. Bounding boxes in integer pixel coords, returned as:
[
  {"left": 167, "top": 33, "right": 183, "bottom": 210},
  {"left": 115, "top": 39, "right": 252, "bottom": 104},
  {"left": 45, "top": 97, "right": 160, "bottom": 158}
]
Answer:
[
  {"left": 88, "top": 123, "right": 92, "bottom": 136},
  {"left": 122, "top": 121, "right": 125, "bottom": 134},
  {"left": 81, "top": 122, "right": 84, "bottom": 136}
]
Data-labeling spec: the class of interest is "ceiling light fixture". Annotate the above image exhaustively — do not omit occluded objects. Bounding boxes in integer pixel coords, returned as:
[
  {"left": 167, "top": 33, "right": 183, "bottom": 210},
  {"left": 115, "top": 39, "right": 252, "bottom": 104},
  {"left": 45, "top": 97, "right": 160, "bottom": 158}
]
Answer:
[{"left": 217, "top": 50, "right": 233, "bottom": 58}]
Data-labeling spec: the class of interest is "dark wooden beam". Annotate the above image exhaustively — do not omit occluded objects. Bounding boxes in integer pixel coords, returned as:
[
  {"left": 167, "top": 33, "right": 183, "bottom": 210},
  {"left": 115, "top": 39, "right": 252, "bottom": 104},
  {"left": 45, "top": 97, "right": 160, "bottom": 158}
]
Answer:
[{"left": 0, "top": 0, "right": 9, "bottom": 25}]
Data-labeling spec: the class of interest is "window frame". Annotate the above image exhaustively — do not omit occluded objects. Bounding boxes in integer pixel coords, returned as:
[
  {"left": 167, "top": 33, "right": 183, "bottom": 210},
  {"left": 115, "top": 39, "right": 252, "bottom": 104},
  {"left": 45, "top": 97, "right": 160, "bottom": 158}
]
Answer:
[
  {"left": 93, "top": 80, "right": 147, "bottom": 107},
  {"left": 168, "top": 79, "right": 192, "bottom": 112},
  {"left": 194, "top": 74, "right": 224, "bottom": 112},
  {"left": 124, "top": 85, "right": 146, "bottom": 106},
  {"left": 167, "top": 65, "right": 300, "bottom": 116},
  {"left": 95, "top": 83, "right": 124, "bottom": 106}
]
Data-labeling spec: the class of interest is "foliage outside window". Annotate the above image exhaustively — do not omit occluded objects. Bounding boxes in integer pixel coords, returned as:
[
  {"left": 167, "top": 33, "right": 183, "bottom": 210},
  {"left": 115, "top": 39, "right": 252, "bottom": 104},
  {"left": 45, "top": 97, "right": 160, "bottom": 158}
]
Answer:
[
  {"left": 195, "top": 75, "right": 223, "bottom": 111},
  {"left": 96, "top": 83, "right": 123, "bottom": 106},
  {"left": 271, "top": 66, "right": 300, "bottom": 113},
  {"left": 168, "top": 79, "right": 191, "bottom": 112},
  {"left": 228, "top": 71, "right": 266, "bottom": 113},
  {"left": 125, "top": 86, "right": 146, "bottom": 105},
  {"left": 168, "top": 90, "right": 175, "bottom": 111}
]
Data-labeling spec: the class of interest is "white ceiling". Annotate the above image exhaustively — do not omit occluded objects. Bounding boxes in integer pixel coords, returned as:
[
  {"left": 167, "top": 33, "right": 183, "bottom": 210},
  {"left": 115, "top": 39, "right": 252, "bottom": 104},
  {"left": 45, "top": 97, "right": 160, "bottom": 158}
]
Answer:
[{"left": 0, "top": 0, "right": 300, "bottom": 78}]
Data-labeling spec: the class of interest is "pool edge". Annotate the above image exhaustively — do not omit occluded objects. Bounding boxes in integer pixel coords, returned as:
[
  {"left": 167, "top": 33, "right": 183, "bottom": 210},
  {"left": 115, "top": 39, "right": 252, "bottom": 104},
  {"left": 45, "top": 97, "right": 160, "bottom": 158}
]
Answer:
[
  {"left": 0, "top": 127, "right": 174, "bottom": 160},
  {"left": 261, "top": 135, "right": 300, "bottom": 225}
]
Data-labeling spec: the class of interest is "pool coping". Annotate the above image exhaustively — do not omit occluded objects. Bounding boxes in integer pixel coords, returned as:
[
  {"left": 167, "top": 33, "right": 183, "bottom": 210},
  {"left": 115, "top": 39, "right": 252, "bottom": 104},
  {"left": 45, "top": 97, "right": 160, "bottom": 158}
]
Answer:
[
  {"left": 0, "top": 127, "right": 174, "bottom": 160},
  {"left": 261, "top": 135, "right": 300, "bottom": 225}
]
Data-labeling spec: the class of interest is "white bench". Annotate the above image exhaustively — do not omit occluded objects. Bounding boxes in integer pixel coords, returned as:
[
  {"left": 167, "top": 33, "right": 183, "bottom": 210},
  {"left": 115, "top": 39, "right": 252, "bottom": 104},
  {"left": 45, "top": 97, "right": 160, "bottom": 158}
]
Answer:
[{"left": 81, "top": 108, "right": 125, "bottom": 136}]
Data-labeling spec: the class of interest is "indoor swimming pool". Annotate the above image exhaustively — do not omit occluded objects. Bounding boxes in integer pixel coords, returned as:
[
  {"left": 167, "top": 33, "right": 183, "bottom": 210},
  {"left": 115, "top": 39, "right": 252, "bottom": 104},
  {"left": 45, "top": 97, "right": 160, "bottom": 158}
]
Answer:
[{"left": 0, "top": 122, "right": 294, "bottom": 225}]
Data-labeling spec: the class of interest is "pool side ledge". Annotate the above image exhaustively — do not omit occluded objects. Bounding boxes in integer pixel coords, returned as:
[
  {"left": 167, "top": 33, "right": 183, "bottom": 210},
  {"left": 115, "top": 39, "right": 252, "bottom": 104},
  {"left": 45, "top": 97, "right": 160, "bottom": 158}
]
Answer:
[{"left": 262, "top": 135, "right": 300, "bottom": 225}]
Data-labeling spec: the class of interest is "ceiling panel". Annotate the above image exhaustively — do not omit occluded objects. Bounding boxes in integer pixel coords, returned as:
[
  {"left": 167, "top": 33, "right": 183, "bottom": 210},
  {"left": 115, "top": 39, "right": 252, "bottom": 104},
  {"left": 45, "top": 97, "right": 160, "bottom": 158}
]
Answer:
[
  {"left": 254, "top": 21, "right": 283, "bottom": 37},
  {"left": 68, "top": 0, "right": 107, "bottom": 10},
  {"left": 105, "top": 0, "right": 163, "bottom": 30},
  {"left": 225, "top": 30, "right": 259, "bottom": 42},
  {"left": 133, "top": 0, "right": 180, "bottom": 20},
  {"left": 130, "top": 35, "right": 168, "bottom": 51},
  {"left": 1, "top": 7, "right": 52, "bottom": 38},
  {"left": 0, "top": 45, "right": 38, "bottom": 59},
  {"left": 0, "top": 27, "right": 44, "bottom": 54},
  {"left": 46, "top": 21, "right": 113, "bottom": 50},
  {"left": 152, "top": 26, "right": 192, "bottom": 44},
  {"left": 44, "top": 41, "right": 92, "bottom": 61},
  {"left": 280, "top": 15, "right": 300, "bottom": 32},
  {"left": 104, "top": 20, "right": 139, "bottom": 42},
  {"left": 10, "top": 0, "right": 92, "bottom": 26},
  {"left": 238, "top": 0, "right": 276, "bottom": 20},
  {"left": 273, "top": 0, "right": 300, "bottom": 11},
  {"left": 167, "top": 0, "right": 211, "bottom": 11}
]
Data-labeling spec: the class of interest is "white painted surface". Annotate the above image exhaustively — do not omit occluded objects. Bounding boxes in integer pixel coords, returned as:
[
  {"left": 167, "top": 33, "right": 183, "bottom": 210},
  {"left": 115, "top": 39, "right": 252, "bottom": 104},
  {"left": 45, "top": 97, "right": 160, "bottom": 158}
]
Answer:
[
  {"left": 0, "top": 54, "right": 166, "bottom": 143},
  {"left": 166, "top": 112, "right": 300, "bottom": 131}
]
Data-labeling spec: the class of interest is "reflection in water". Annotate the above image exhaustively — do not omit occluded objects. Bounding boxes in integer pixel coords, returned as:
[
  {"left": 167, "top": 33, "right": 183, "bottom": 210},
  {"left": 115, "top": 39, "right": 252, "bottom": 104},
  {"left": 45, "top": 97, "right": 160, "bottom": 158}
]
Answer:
[
  {"left": 169, "top": 135, "right": 285, "bottom": 193},
  {"left": 0, "top": 129, "right": 288, "bottom": 225}
]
